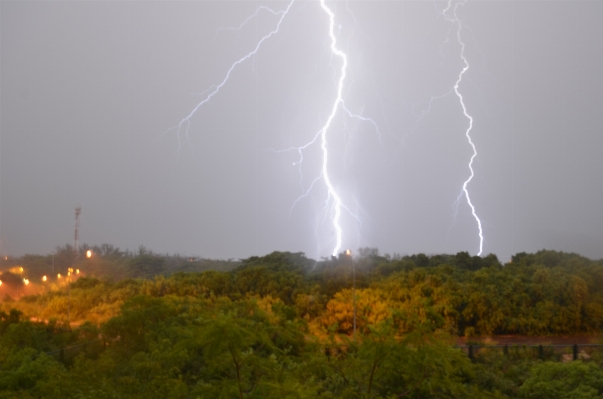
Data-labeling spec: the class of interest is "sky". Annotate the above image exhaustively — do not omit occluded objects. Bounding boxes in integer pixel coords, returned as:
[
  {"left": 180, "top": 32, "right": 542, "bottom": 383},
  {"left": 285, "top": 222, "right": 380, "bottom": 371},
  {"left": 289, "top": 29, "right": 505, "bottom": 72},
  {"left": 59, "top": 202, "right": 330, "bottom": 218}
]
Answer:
[{"left": 1, "top": 0, "right": 602, "bottom": 262}]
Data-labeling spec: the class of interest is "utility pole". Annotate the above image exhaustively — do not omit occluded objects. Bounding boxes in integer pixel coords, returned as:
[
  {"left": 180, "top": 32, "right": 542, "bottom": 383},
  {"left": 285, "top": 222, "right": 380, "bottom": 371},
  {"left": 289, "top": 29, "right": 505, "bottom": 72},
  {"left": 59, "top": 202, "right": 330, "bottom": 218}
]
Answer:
[
  {"left": 69, "top": 206, "right": 81, "bottom": 326},
  {"left": 353, "top": 256, "right": 356, "bottom": 341},
  {"left": 345, "top": 249, "right": 356, "bottom": 341}
]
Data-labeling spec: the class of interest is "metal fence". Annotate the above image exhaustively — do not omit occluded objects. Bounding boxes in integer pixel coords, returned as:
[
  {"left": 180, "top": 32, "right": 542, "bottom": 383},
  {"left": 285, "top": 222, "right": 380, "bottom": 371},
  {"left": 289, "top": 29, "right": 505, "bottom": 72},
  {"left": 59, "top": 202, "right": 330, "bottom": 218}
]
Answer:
[
  {"left": 41, "top": 340, "right": 603, "bottom": 365},
  {"left": 456, "top": 343, "right": 603, "bottom": 362}
]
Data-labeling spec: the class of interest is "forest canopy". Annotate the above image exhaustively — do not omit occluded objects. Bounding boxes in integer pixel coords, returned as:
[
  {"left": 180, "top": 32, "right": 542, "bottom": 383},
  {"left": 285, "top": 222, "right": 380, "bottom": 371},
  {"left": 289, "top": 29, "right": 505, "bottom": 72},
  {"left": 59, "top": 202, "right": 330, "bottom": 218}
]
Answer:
[{"left": 1, "top": 248, "right": 603, "bottom": 398}]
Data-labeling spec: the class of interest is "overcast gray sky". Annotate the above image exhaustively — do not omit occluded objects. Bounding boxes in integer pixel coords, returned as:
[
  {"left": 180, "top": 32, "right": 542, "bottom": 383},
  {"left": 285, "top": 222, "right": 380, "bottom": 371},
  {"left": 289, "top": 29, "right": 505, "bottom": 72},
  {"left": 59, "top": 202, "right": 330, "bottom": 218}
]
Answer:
[{"left": 1, "top": 0, "right": 602, "bottom": 262}]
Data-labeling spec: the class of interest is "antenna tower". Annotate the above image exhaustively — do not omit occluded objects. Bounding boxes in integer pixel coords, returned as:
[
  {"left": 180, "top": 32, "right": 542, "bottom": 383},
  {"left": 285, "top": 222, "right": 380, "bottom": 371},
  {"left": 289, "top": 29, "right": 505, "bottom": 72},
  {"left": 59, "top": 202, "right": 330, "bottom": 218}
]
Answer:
[{"left": 74, "top": 206, "right": 81, "bottom": 254}]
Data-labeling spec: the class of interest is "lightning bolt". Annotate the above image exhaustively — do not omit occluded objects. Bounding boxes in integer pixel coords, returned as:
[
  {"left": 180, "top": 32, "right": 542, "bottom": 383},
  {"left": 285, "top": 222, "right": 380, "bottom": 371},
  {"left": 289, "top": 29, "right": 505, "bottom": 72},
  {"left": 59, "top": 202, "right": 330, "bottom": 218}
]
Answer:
[
  {"left": 274, "top": 1, "right": 358, "bottom": 257},
  {"left": 168, "top": 0, "right": 378, "bottom": 258},
  {"left": 318, "top": 0, "right": 347, "bottom": 256},
  {"left": 444, "top": 0, "right": 484, "bottom": 256},
  {"left": 262, "top": 1, "right": 381, "bottom": 257},
  {"left": 287, "top": 1, "right": 378, "bottom": 256}
]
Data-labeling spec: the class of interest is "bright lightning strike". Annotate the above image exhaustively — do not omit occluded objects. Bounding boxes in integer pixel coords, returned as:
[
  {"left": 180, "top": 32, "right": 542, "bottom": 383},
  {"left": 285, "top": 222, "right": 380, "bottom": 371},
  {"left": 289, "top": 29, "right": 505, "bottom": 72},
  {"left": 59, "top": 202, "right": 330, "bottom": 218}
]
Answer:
[
  {"left": 168, "top": 0, "right": 377, "bottom": 258},
  {"left": 265, "top": 1, "right": 379, "bottom": 257},
  {"left": 444, "top": 0, "right": 484, "bottom": 256},
  {"left": 318, "top": 0, "right": 347, "bottom": 256}
]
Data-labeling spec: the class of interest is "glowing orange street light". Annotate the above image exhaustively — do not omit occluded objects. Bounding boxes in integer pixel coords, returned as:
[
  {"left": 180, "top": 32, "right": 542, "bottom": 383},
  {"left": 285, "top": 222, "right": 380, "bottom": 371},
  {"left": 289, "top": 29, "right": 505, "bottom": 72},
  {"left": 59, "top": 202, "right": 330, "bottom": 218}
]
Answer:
[
  {"left": 57, "top": 273, "right": 62, "bottom": 279},
  {"left": 0, "top": 280, "right": 3, "bottom": 286},
  {"left": 42, "top": 275, "right": 47, "bottom": 282},
  {"left": 86, "top": 250, "right": 92, "bottom": 258},
  {"left": 23, "top": 279, "right": 29, "bottom": 286},
  {"left": 76, "top": 269, "right": 80, "bottom": 274}
]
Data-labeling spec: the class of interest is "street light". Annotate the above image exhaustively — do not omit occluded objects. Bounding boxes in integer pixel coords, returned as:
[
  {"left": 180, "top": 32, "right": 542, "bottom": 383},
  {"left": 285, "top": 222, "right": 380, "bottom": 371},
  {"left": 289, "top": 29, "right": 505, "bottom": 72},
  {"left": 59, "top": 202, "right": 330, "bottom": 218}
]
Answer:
[
  {"left": 86, "top": 250, "right": 92, "bottom": 259},
  {"left": 41, "top": 275, "right": 50, "bottom": 294},
  {"left": 20, "top": 278, "right": 30, "bottom": 297}
]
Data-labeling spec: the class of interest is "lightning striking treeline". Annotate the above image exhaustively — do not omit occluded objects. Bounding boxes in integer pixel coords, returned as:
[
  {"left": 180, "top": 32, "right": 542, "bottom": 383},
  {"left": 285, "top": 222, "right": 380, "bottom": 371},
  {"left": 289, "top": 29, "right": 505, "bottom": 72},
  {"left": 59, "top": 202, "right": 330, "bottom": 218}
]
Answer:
[
  {"left": 166, "top": 0, "right": 380, "bottom": 257},
  {"left": 443, "top": 0, "right": 484, "bottom": 255},
  {"left": 271, "top": 1, "right": 378, "bottom": 256},
  {"left": 271, "top": 1, "right": 382, "bottom": 256},
  {"left": 317, "top": 0, "right": 347, "bottom": 256}
]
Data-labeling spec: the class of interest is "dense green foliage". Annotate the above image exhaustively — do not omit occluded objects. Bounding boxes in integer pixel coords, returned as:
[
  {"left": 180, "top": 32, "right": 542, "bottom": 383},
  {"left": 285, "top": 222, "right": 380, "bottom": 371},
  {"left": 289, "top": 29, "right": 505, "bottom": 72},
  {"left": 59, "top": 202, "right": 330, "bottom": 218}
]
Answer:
[{"left": 1, "top": 248, "right": 603, "bottom": 397}]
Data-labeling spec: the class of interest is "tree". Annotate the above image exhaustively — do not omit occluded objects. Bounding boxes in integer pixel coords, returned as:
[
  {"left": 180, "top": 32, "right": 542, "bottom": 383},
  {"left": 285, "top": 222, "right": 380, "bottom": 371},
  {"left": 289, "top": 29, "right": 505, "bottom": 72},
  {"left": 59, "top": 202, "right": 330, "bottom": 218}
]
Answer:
[
  {"left": 127, "top": 254, "right": 166, "bottom": 278},
  {"left": 519, "top": 362, "right": 603, "bottom": 398}
]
